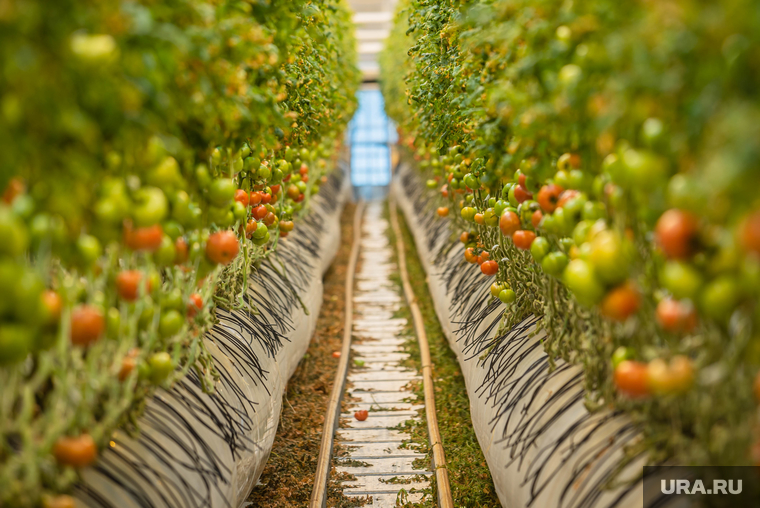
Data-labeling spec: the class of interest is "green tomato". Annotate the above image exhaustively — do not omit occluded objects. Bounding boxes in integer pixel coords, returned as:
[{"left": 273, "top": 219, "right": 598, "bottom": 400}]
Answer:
[
  {"left": 508, "top": 186, "right": 519, "bottom": 207},
  {"left": 559, "top": 237, "right": 575, "bottom": 252},
  {"left": 660, "top": 261, "right": 704, "bottom": 300},
  {"left": 460, "top": 206, "right": 477, "bottom": 222},
  {"left": 76, "top": 234, "right": 102, "bottom": 265},
  {"left": 541, "top": 213, "right": 557, "bottom": 234},
  {"left": 148, "top": 352, "right": 174, "bottom": 384},
  {"left": 464, "top": 173, "right": 479, "bottom": 190},
  {"left": 542, "top": 251, "right": 569, "bottom": 277},
  {"left": 573, "top": 221, "right": 593, "bottom": 247},
  {"left": 530, "top": 236, "right": 551, "bottom": 262},
  {"left": 12, "top": 270, "right": 44, "bottom": 325},
  {"left": 499, "top": 289, "right": 517, "bottom": 304},
  {"left": 257, "top": 165, "right": 272, "bottom": 181},
  {"left": 554, "top": 170, "right": 570, "bottom": 189},
  {"left": 253, "top": 223, "right": 268, "bottom": 239},
  {"left": 426, "top": 179, "right": 437, "bottom": 189},
  {"left": 232, "top": 201, "right": 247, "bottom": 222},
  {"left": 0, "top": 324, "right": 32, "bottom": 366},
  {"left": 621, "top": 148, "right": 667, "bottom": 188},
  {"left": 270, "top": 167, "right": 284, "bottom": 185},
  {"left": 208, "top": 179, "right": 235, "bottom": 207},
  {"left": 163, "top": 220, "right": 183, "bottom": 240},
  {"left": 563, "top": 259, "right": 605, "bottom": 306},
  {"left": 253, "top": 231, "right": 270, "bottom": 246},
  {"left": 589, "top": 230, "right": 630, "bottom": 285},
  {"left": 699, "top": 276, "right": 741, "bottom": 322},
  {"left": 0, "top": 207, "right": 29, "bottom": 257},
  {"left": 106, "top": 307, "right": 121, "bottom": 338},
  {"left": 582, "top": 201, "right": 606, "bottom": 221},
  {"left": 611, "top": 346, "right": 634, "bottom": 369},
  {"left": 494, "top": 199, "right": 508, "bottom": 217},
  {"left": 159, "top": 310, "right": 183, "bottom": 338},
  {"left": 132, "top": 187, "right": 168, "bottom": 227},
  {"left": 161, "top": 288, "right": 184, "bottom": 311},
  {"left": 502, "top": 183, "right": 514, "bottom": 199},
  {"left": 483, "top": 208, "right": 498, "bottom": 227},
  {"left": 154, "top": 235, "right": 176, "bottom": 266}
]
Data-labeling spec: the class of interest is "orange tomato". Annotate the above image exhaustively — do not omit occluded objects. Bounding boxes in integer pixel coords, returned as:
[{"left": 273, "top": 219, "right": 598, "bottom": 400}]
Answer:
[
  {"left": 477, "top": 251, "right": 490, "bottom": 264},
  {"left": 655, "top": 209, "right": 699, "bottom": 259},
  {"left": 174, "top": 237, "right": 189, "bottom": 264},
  {"left": 2, "top": 177, "right": 24, "bottom": 204},
  {"left": 614, "top": 360, "right": 650, "bottom": 398},
  {"left": 600, "top": 283, "right": 640, "bottom": 322},
  {"left": 537, "top": 184, "right": 563, "bottom": 213},
  {"left": 250, "top": 191, "right": 262, "bottom": 206},
  {"left": 512, "top": 230, "right": 536, "bottom": 250},
  {"left": 513, "top": 185, "right": 532, "bottom": 203},
  {"left": 437, "top": 206, "right": 449, "bottom": 217},
  {"left": 116, "top": 270, "right": 151, "bottom": 301},
  {"left": 655, "top": 298, "right": 697, "bottom": 333},
  {"left": 119, "top": 356, "right": 137, "bottom": 382},
  {"left": 206, "top": 231, "right": 239, "bottom": 265},
  {"left": 531, "top": 210, "right": 543, "bottom": 229},
  {"left": 245, "top": 219, "right": 258, "bottom": 238},
  {"left": 234, "top": 189, "right": 249, "bottom": 207},
  {"left": 53, "top": 434, "right": 98, "bottom": 468},
  {"left": 42, "top": 290, "right": 62, "bottom": 324},
  {"left": 741, "top": 210, "right": 760, "bottom": 255},
  {"left": 70, "top": 305, "right": 105, "bottom": 346},
  {"left": 464, "top": 247, "right": 478, "bottom": 264},
  {"left": 187, "top": 293, "right": 203, "bottom": 319},
  {"left": 480, "top": 260, "right": 499, "bottom": 276},
  {"left": 473, "top": 213, "right": 485, "bottom": 225},
  {"left": 42, "top": 495, "right": 76, "bottom": 508},
  {"left": 124, "top": 223, "right": 163, "bottom": 252},
  {"left": 499, "top": 211, "right": 521, "bottom": 236},
  {"left": 253, "top": 205, "right": 268, "bottom": 220}
]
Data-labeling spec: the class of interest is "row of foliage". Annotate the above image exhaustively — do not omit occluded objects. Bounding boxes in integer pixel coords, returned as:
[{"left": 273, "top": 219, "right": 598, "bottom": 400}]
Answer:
[
  {"left": 0, "top": 1, "right": 359, "bottom": 505},
  {"left": 381, "top": 0, "right": 760, "bottom": 476}
]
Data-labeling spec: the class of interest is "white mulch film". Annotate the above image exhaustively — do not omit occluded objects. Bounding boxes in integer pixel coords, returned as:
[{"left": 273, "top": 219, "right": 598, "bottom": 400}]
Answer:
[
  {"left": 392, "top": 162, "right": 650, "bottom": 508},
  {"left": 73, "top": 167, "right": 350, "bottom": 508}
]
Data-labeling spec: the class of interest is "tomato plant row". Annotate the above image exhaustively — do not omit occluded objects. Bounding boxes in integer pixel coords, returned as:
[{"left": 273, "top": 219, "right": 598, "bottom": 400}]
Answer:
[
  {"left": 0, "top": 1, "right": 359, "bottom": 505},
  {"left": 381, "top": 0, "right": 760, "bottom": 473}
]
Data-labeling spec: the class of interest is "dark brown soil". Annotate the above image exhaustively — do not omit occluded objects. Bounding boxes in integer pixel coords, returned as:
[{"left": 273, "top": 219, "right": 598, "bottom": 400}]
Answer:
[{"left": 247, "top": 202, "right": 365, "bottom": 508}]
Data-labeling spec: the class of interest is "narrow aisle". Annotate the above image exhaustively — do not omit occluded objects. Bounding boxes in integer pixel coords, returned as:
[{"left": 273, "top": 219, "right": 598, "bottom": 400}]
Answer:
[{"left": 335, "top": 201, "right": 431, "bottom": 506}]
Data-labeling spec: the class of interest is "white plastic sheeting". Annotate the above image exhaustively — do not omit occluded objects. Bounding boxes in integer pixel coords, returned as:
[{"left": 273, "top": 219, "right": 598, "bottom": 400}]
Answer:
[
  {"left": 392, "top": 163, "right": 647, "bottom": 508},
  {"left": 74, "top": 169, "right": 349, "bottom": 508}
]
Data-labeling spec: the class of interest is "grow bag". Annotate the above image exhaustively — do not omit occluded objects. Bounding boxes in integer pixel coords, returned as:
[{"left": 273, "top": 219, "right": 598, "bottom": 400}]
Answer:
[
  {"left": 73, "top": 168, "right": 349, "bottom": 508},
  {"left": 392, "top": 163, "right": 648, "bottom": 508}
]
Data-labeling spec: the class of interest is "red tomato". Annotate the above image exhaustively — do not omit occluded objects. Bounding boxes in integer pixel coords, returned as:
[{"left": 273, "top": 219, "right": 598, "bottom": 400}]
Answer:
[
  {"left": 512, "top": 230, "right": 536, "bottom": 250},
  {"left": 614, "top": 360, "right": 650, "bottom": 398},
  {"left": 295, "top": 193, "right": 305, "bottom": 203},
  {"left": 250, "top": 192, "right": 262, "bottom": 206},
  {"left": 655, "top": 298, "right": 697, "bottom": 333},
  {"left": 655, "top": 209, "right": 699, "bottom": 259},
  {"left": 253, "top": 205, "right": 268, "bottom": 220},
  {"left": 354, "top": 409, "right": 369, "bottom": 421},
  {"left": 740, "top": 210, "right": 760, "bottom": 255},
  {"left": 70, "top": 305, "right": 105, "bottom": 346},
  {"left": 332, "top": 351, "right": 341, "bottom": 358},
  {"left": 556, "top": 189, "right": 580, "bottom": 209},
  {"left": 53, "top": 434, "right": 97, "bottom": 467},
  {"left": 187, "top": 293, "right": 203, "bottom": 318},
  {"left": 513, "top": 185, "right": 533, "bottom": 203},
  {"left": 2, "top": 177, "right": 24, "bottom": 204},
  {"left": 270, "top": 184, "right": 281, "bottom": 195},
  {"left": 300, "top": 164, "right": 309, "bottom": 175},
  {"left": 264, "top": 212, "right": 277, "bottom": 227},
  {"left": 175, "top": 237, "right": 189, "bottom": 264},
  {"left": 124, "top": 223, "right": 163, "bottom": 252},
  {"left": 234, "top": 189, "right": 249, "bottom": 207},
  {"left": 206, "top": 231, "right": 239, "bottom": 265},
  {"left": 600, "top": 283, "right": 640, "bottom": 322},
  {"left": 537, "top": 184, "right": 564, "bottom": 213},
  {"left": 437, "top": 207, "right": 449, "bottom": 217},
  {"left": 499, "top": 211, "right": 521, "bottom": 236},
  {"left": 480, "top": 260, "right": 499, "bottom": 276},
  {"left": 531, "top": 210, "right": 543, "bottom": 228},
  {"left": 116, "top": 270, "right": 151, "bottom": 301},
  {"left": 261, "top": 192, "right": 272, "bottom": 204}
]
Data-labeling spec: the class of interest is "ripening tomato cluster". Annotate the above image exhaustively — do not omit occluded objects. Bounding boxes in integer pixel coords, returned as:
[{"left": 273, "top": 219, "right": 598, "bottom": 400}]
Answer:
[
  {"left": 0, "top": 0, "right": 359, "bottom": 504},
  {"left": 383, "top": 0, "right": 760, "bottom": 468}
]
